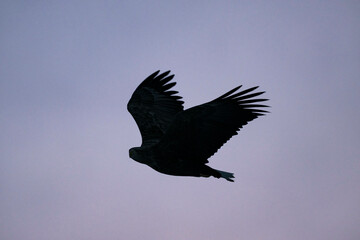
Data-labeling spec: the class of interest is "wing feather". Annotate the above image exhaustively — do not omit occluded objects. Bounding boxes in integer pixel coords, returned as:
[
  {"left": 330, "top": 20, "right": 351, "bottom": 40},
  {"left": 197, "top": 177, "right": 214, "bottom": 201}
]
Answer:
[
  {"left": 158, "top": 85, "right": 269, "bottom": 163},
  {"left": 127, "top": 71, "right": 184, "bottom": 146}
]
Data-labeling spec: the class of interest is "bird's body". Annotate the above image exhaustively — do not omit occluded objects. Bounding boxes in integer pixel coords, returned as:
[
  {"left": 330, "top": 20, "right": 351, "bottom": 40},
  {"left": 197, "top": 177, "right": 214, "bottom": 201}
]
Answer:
[{"left": 128, "top": 70, "right": 269, "bottom": 182}]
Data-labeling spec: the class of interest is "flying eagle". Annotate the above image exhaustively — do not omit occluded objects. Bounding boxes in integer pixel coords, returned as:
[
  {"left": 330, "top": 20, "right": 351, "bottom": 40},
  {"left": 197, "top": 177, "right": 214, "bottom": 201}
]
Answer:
[{"left": 127, "top": 70, "right": 269, "bottom": 182}]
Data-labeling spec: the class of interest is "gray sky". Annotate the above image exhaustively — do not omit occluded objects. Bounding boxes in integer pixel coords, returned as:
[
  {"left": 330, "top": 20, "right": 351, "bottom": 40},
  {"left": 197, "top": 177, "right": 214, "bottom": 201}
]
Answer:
[{"left": 1, "top": 1, "right": 359, "bottom": 239}]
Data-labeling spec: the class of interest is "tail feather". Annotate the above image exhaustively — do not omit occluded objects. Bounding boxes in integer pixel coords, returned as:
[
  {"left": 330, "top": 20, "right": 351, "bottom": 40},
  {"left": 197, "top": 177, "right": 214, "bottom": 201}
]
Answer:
[
  {"left": 201, "top": 165, "right": 235, "bottom": 182},
  {"left": 216, "top": 170, "right": 235, "bottom": 182}
]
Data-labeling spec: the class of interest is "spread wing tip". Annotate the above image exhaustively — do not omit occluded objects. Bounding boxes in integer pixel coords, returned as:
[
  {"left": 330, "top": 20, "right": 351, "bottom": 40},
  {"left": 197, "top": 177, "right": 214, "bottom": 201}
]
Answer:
[{"left": 213, "top": 85, "right": 270, "bottom": 115}]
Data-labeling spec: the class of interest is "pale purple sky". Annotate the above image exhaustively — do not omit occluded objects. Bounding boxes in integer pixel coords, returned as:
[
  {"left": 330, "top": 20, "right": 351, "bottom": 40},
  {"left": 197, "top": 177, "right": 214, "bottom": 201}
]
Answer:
[{"left": 1, "top": 1, "right": 359, "bottom": 240}]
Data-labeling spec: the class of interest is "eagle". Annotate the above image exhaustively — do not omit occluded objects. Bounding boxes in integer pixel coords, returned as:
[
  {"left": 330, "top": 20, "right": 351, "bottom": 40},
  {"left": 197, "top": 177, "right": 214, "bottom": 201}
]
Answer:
[{"left": 127, "top": 70, "right": 269, "bottom": 182}]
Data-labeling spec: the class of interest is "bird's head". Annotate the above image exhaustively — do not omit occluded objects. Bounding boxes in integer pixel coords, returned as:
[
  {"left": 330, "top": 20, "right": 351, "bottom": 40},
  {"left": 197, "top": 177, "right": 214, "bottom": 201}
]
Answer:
[{"left": 129, "top": 147, "right": 145, "bottom": 164}]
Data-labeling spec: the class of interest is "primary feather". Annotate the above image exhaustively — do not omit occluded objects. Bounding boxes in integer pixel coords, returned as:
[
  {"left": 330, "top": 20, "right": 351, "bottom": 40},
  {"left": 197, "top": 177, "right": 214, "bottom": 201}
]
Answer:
[{"left": 128, "top": 70, "right": 269, "bottom": 182}]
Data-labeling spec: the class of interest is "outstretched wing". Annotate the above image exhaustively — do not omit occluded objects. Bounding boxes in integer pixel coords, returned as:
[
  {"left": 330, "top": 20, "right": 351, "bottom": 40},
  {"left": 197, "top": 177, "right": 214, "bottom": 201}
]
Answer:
[
  {"left": 127, "top": 70, "right": 184, "bottom": 146},
  {"left": 158, "top": 85, "right": 269, "bottom": 162}
]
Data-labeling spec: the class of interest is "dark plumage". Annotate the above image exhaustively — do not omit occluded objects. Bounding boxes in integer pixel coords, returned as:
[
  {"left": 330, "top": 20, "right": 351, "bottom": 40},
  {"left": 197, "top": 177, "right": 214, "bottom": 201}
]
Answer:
[{"left": 127, "top": 70, "right": 269, "bottom": 182}]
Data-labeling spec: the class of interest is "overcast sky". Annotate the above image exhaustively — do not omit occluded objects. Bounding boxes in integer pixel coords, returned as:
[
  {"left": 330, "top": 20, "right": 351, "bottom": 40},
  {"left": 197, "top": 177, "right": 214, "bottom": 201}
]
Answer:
[{"left": 1, "top": 1, "right": 359, "bottom": 240}]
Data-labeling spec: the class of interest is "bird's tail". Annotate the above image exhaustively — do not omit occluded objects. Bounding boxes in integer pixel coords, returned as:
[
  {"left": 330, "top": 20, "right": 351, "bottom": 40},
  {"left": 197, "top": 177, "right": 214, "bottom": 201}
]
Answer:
[
  {"left": 201, "top": 165, "right": 235, "bottom": 182},
  {"left": 216, "top": 170, "right": 235, "bottom": 182}
]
